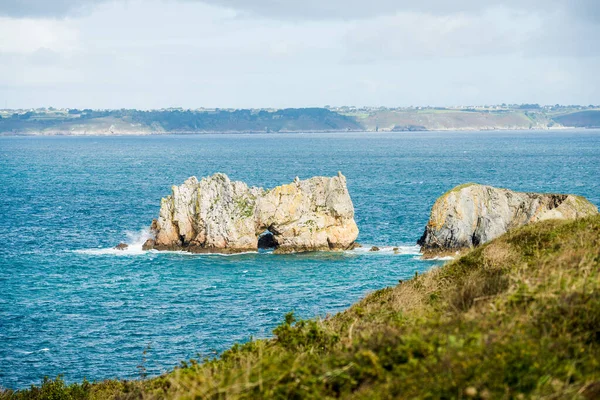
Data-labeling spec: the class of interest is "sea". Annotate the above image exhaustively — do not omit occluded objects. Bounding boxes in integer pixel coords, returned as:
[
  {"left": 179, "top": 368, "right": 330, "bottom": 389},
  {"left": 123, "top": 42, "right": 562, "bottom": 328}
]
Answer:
[{"left": 1, "top": 130, "right": 599, "bottom": 389}]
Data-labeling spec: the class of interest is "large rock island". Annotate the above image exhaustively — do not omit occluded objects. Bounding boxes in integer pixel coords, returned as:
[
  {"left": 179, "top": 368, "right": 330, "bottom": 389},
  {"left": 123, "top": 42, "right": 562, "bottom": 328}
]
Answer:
[
  {"left": 142, "top": 172, "right": 359, "bottom": 254},
  {"left": 418, "top": 183, "right": 598, "bottom": 257}
]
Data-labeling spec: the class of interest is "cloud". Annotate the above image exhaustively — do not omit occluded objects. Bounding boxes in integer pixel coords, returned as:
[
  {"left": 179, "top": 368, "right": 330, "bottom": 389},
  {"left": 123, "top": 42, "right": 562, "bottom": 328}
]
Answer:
[
  {"left": 194, "top": 0, "right": 600, "bottom": 22},
  {"left": 1, "top": 0, "right": 598, "bottom": 22},
  {"left": 525, "top": 11, "right": 600, "bottom": 57},
  {"left": 342, "top": 8, "right": 543, "bottom": 63},
  {"left": 0, "top": 0, "right": 106, "bottom": 17},
  {"left": 570, "top": 0, "right": 600, "bottom": 22},
  {"left": 0, "top": 17, "right": 79, "bottom": 53},
  {"left": 0, "top": 0, "right": 598, "bottom": 109}
]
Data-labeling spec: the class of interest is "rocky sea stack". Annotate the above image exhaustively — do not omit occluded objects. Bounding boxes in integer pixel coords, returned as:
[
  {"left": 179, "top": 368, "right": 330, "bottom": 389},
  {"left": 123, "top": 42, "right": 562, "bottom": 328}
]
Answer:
[
  {"left": 418, "top": 183, "right": 598, "bottom": 257},
  {"left": 142, "top": 172, "right": 359, "bottom": 254}
]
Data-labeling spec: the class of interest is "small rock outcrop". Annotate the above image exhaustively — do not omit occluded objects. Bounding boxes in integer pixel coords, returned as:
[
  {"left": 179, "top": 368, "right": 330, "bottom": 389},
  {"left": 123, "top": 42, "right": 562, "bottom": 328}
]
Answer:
[
  {"left": 418, "top": 183, "right": 598, "bottom": 257},
  {"left": 143, "top": 172, "right": 359, "bottom": 254}
]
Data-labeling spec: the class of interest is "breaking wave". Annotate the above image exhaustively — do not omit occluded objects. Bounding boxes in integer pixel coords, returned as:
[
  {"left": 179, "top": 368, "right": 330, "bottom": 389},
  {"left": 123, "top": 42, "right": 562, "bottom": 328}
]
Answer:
[{"left": 72, "top": 228, "right": 153, "bottom": 256}]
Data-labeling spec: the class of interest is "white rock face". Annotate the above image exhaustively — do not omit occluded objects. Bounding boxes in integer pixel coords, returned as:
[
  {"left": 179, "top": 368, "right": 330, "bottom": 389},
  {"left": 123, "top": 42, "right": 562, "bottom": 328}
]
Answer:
[
  {"left": 144, "top": 172, "right": 359, "bottom": 253},
  {"left": 418, "top": 183, "right": 598, "bottom": 256}
]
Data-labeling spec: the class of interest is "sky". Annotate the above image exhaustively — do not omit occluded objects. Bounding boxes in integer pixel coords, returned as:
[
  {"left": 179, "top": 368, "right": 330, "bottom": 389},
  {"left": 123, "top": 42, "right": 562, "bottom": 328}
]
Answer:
[{"left": 0, "top": 0, "right": 599, "bottom": 109}]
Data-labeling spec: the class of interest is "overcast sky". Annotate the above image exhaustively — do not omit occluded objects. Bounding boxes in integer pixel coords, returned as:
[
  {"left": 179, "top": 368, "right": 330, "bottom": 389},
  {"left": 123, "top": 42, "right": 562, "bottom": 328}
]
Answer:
[{"left": 1, "top": 0, "right": 599, "bottom": 109}]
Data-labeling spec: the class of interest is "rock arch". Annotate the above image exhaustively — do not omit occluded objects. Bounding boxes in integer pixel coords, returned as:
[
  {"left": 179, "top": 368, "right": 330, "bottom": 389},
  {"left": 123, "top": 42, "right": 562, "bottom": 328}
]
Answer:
[{"left": 142, "top": 172, "right": 359, "bottom": 254}]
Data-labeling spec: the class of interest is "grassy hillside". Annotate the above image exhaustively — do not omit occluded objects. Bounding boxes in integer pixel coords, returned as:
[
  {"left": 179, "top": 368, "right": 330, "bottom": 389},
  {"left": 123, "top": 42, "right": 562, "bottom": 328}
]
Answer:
[
  {"left": 345, "top": 109, "right": 550, "bottom": 131},
  {"left": 4, "top": 215, "right": 600, "bottom": 399},
  {"left": 553, "top": 111, "right": 600, "bottom": 128},
  {"left": 0, "top": 109, "right": 362, "bottom": 135}
]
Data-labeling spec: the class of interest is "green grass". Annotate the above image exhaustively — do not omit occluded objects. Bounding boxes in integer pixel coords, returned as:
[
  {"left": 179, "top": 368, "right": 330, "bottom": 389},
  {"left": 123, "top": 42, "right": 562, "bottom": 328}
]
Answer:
[
  {"left": 234, "top": 196, "right": 255, "bottom": 218},
  {"left": 4, "top": 216, "right": 600, "bottom": 399},
  {"left": 442, "top": 182, "right": 478, "bottom": 197}
]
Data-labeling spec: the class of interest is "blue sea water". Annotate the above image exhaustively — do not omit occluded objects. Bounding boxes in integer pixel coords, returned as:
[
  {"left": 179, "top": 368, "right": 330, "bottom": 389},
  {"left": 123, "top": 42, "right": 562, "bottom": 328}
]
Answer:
[{"left": 1, "top": 131, "right": 599, "bottom": 389}]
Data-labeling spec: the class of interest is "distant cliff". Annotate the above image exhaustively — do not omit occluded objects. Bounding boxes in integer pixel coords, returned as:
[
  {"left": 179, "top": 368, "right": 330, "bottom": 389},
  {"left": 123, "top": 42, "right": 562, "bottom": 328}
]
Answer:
[
  {"left": 552, "top": 110, "right": 600, "bottom": 128},
  {"left": 1, "top": 107, "right": 599, "bottom": 135}
]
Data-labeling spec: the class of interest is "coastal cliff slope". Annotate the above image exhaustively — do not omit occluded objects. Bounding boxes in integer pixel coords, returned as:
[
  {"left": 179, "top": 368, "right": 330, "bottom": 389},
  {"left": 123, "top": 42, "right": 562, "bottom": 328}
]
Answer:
[
  {"left": 143, "top": 172, "right": 359, "bottom": 254},
  {"left": 9, "top": 215, "right": 600, "bottom": 399},
  {"left": 418, "top": 183, "right": 598, "bottom": 256}
]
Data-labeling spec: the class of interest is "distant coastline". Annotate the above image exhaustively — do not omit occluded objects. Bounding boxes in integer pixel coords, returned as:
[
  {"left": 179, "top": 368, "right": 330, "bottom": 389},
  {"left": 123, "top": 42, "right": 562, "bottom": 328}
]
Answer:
[
  {"left": 1, "top": 105, "right": 599, "bottom": 136},
  {"left": 1, "top": 127, "right": 591, "bottom": 138}
]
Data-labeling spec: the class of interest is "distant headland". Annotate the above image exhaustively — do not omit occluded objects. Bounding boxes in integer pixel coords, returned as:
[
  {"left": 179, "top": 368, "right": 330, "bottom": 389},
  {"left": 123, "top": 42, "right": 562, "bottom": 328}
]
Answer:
[{"left": 1, "top": 104, "right": 600, "bottom": 135}]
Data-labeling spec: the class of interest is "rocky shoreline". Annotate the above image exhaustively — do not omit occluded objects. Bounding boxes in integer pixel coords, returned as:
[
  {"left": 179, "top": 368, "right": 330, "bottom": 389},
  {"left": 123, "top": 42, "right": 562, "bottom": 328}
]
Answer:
[{"left": 118, "top": 178, "right": 598, "bottom": 258}]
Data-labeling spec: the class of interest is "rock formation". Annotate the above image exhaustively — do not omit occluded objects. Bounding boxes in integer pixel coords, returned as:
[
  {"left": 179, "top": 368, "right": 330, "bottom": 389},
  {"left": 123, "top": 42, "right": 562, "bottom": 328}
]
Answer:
[
  {"left": 142, "top": 172, "right": 359, "bottom": 254},
  {"left": 418, "top": 183, "right": 598, "bottom": 257}
]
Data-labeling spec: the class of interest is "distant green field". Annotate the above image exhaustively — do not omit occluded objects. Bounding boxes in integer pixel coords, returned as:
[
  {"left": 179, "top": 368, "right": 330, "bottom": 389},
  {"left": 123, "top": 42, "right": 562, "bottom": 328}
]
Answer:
[{"left": 553, "top": 110, "right": 600, "bottom": 128}]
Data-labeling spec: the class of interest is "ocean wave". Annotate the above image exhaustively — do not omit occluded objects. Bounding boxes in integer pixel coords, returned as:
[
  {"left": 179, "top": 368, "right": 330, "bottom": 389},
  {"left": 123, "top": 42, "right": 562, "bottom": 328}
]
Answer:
[
  {"left": 349, "top": 245, "right": 421, "bottom": 256},
  {"left": 14, "top": 348, "right": 50, "bottom": 355}
]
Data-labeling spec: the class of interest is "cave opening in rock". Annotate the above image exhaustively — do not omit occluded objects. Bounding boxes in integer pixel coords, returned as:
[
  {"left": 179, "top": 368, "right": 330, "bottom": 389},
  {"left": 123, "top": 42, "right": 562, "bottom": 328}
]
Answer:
[{"left": 257, "top": 230, "right": 277, "bottom": 250}]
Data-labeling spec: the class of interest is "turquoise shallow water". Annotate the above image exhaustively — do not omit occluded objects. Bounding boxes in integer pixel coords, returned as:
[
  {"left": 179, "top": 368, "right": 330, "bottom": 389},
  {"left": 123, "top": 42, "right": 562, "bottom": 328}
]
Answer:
[{"left": 1, "top": 131, "right": 599, "bottom": 389}]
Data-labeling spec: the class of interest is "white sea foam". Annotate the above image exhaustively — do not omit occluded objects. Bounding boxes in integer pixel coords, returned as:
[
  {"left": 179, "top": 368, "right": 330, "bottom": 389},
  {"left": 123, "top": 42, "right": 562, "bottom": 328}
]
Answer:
[
  {"left": 348, "top": 245, "right": 421, "bottom": 256},
  {"left": 73, "top": 229, "right": 261, "bottom": 257},
  {"left": 210, "top": 251, "right": 258, "bottom": 257},
  {"left": 413, "top": 255, "right": 456, "bottom": 261},
  {"left": 73, "top": 228, "right": 153, "bottom": 256},
  {"left": 73, "top": 233, "right": 421, "bottom": 258}
]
